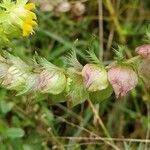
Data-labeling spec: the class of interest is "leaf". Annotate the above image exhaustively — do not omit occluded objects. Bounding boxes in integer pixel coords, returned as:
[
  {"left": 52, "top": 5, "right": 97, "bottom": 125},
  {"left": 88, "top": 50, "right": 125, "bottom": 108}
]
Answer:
[
  {"left": 114, "top": 45, "right": 126, "bottom": 62},
  {"left": 0, "top": 143, "right": 7, "bottom": 150},
  {"left": 0, "top": 121, "right": 7, "bottom": 135},
  {"left": 23, "top": 144, "right": 32, "bottom": 150},
  {"left": 86, "top": 50, "right": 101, "bottom": 65},
  {"left": 66, "top": 50, "right": 83, "bottom": 69},
  {"left": 35, "top": 53, "right": 61, "bottom": 71},
  {"left": 42, "top": 108, "right": 54, "bottom": 125},
  {"left": 88, "top": 35, "right": 99, "bottom": 54},
  {"left": 144, "top": 26, "right": 150, "bottom": 43},
  {"left": 6, "top": 128, "right": 25, "bottom": 139},
  {"left": 0, "top": 100, "right": 14, "bottom": 114},
  {"left": 4, "top": 52, "right": 30, "bottom": 71},
  {"left": 67, "top": 72, "right": 89, "bottom": 107},
  {"left": 89, "top": 85, "right": 113, "bottom": 103},
  {"left": 48, "top": 93, "right": 66, "bottom": 104}
]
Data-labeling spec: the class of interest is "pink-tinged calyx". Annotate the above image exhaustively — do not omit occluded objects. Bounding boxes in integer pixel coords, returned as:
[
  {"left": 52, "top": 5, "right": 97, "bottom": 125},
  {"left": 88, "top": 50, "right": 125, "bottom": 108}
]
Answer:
[
  {"left": 135, "top": 44, "right": 150, "bottom": 59},
  {"left": 108, "top": 66, "right": 138, "bottom": 98},
  {"left": 82, "top": 64, "right": 108, "bottom": 92}
]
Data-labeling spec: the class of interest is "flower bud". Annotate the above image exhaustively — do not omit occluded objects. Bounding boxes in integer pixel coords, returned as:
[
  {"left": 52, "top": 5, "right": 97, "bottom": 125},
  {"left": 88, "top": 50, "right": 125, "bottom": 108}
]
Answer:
[
  {"left": 82, "top": 64, "right": 108, "bottom": 92},
  {"left": 135, "top": 44, "right": 150, "bottom": 59},
  {"left": 108, "top": 65, "right": 138, "bottom": 98},
  {"left": 138, "top": 59, "right": 150, "bottom": 90}
]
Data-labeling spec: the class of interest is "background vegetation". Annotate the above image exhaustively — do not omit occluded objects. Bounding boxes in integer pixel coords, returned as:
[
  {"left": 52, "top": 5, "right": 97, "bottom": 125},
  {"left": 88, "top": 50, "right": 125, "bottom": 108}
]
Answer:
[{"left": 0, "top": 0, "right": 150, "bottom": 149}]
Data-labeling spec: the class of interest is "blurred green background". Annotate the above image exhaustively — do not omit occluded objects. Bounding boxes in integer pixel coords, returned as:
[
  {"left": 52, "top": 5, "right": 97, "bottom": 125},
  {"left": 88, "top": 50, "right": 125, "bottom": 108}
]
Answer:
[{"left": 0, "top": 0, "right": 150, "bottom": 149}]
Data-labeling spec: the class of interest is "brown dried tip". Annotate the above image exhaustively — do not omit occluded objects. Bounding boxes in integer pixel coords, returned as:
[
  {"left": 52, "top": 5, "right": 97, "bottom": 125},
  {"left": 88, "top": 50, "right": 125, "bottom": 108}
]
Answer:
[
  {"left": 135, "top": 44, "right": 150, "bottom": 59},
  {"left": 108, "top": 66, "right": 138, "bottom": 98}
]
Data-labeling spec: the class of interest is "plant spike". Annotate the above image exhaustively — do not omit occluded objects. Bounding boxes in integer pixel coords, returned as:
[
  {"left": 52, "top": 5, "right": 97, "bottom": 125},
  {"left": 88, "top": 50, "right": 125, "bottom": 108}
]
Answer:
[{"left": 0, "top": 0, "right": 148, "bottom": 106}]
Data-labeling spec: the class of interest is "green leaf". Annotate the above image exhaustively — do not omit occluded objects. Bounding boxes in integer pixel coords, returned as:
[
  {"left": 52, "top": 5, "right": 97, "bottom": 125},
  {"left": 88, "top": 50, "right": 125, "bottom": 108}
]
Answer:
[
  {"left": 48, "top": 93, "right": 66, "bottom": 104},
  {"left": 6, "top": 128, "right": 25, "bottom": 139},
  {"left": 86, "top": 50, "right": 101, "bottom": 65},
  {"left": 35, "top": 54, "right": 61, "bottom": 71},
  {"left": 67, "top": 72, "right": 89, "bottom": 107},
  {"left": 114, "top": 45, "right": 126, "bottom": 62},
  {"left": 23, "top": 144, "right": 32, "bottom": 150},
  {"left": 66, "top": 50, "right": 83, "bottom": 69},
  {"left": 0, "top": 143, "right": 7, "bottom": 150},
  {"left": 0, "top": 100, "right": 14, "bottom": 114},
  {"left": 42, "top": 107, "right": 54, "bottom": 125},
  {"left": 90, "top": 85, "right": 113, "bottom": 103},
  {"left": 0, "top": 121, "right": 7, "bottom": 135}
]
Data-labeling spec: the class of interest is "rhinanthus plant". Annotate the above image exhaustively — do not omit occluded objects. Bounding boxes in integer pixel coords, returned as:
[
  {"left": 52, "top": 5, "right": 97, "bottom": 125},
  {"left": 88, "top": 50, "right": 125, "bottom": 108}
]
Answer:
[{"left": 0, "top": 0, "right": 149, "bottom": 106}]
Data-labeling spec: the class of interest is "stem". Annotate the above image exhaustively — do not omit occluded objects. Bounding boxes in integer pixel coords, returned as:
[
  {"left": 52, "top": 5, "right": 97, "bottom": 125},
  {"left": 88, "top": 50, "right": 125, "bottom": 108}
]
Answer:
[
  {"left": 88, "top": 99, "right": 110, "bottom": 137},
  {"left": 98, "top": 0, "right": 104, "bottom": 60},
  {"left": 126, "top": 55, "right": 141, "bottom": 64},
  {"left": 88, "top": 99, "right": 120, "bottom": 150},
  {"left": 104, "top": 0, "right": 125, "bottom": 43},
  {"left": 56, "top": 136, "right": 150, "bottom": 143},
  {"left": 144, "top": 88, "right": 150, "bottom": 150}
]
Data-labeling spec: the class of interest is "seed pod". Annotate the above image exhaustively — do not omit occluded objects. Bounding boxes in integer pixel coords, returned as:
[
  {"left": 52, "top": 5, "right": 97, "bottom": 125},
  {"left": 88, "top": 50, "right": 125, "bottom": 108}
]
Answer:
[
  {"left": 108, "top": 65, "right": 138, "bottom": 98},
  {"left": 2, "top": 54, "right": 30, "bottom": 91},
  {"left": 138, "top": 59, "right": 150, "bottom": 90},
  {"left": 39, "top": 0, "right": 54, "bottom": 12},
  {"left": 82, "top": 64, "right": 108, "bottom": 92},
  {"left": 34, "top": 55, "right": 67, "bottom": 95},
  {"left": 40, "top": 4, "right": 54, "bottom": 12},
  {"left": 56, "top": 1, "right": 71, "bottom": 13},
  {"left": 72, "top": 2, "right": 86, "bottom": 16},
  {"left": 2, "top": 66, "right": 28, "bottom": 90},
  {"left": 0, "top": 56, "right": 9, "bottom": 79},
  {"left": 37, "top": 70, "right": 66, "bottom": 95},
  {"left": 135, "top": 44, "right": 150, "bottom": 59},
  {"left": 0, "top": 63, "right": 9, "bottom": 79},
  {"left": 21, "top": 70, "right": 66, "bottom": 95},
  {"left": 19, "top": 73, "right": 39, "bottom": 95}
]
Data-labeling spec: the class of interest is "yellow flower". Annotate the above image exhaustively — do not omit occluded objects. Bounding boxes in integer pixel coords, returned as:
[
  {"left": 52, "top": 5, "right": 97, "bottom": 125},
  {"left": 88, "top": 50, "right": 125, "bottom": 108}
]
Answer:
[
  {"left": 9, "top": 2, "right": 38, "bottom": 37},
  {"left": 22, "top": 3, "right": 38, "bottom": 36},
  {"left": 24, "top": 3, "right": 36, "bottom": 11}
]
